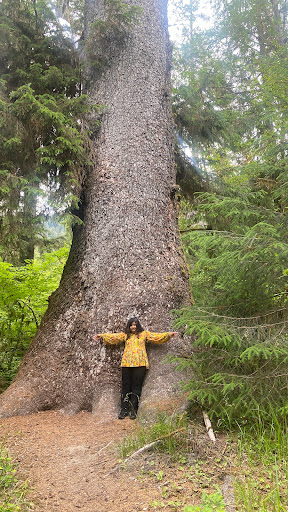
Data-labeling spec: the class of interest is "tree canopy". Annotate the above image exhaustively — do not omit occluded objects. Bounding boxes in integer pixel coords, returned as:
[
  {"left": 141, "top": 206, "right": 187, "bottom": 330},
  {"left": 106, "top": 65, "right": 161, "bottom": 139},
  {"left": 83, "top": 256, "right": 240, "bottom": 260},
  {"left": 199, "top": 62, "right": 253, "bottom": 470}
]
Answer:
[{"left": 0, "top": 0, "right": 92, "bottom": 264}]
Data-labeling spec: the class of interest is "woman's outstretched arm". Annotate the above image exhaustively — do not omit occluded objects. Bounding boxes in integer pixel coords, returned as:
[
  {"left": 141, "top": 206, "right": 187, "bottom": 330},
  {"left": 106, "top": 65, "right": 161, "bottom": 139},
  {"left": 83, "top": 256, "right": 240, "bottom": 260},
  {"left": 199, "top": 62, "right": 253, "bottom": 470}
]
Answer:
[
  {"left": 93, "top": 332, "right": 126, "bottom": 344},
  {"left": 145, "top": 331, "right": 178, "bottom": 344}
]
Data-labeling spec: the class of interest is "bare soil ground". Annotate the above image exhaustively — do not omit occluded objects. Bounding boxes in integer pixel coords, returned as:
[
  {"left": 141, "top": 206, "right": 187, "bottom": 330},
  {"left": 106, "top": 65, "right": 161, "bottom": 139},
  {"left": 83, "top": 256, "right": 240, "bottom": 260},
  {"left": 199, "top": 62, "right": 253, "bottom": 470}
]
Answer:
[{"left": 0, "top": 411, "right": 236, "bottom": 512}]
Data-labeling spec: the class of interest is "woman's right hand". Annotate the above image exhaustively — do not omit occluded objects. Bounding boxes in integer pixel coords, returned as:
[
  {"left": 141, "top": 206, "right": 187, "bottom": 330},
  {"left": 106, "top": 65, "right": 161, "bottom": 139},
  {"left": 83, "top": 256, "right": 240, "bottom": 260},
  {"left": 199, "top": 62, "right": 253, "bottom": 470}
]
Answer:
[{"left": 92, "top": 334, "right": 102, "bottom": 341}]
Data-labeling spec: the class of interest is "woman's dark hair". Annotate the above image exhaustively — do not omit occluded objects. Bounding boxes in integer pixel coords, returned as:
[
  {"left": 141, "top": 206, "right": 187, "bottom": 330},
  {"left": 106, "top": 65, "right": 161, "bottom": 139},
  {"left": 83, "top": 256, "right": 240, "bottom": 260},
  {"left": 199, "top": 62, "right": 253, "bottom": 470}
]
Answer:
[{"left": 125, "top": 317, "right": 144, "bottom": 338}]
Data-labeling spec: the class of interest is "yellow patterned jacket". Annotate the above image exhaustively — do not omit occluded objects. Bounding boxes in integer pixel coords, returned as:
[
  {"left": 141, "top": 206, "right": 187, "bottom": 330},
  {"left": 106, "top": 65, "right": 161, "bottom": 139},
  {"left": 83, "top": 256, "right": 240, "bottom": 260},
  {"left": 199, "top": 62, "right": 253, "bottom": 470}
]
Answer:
[{"left": 100, "top": 331, "right": 172, "bottom": 368}]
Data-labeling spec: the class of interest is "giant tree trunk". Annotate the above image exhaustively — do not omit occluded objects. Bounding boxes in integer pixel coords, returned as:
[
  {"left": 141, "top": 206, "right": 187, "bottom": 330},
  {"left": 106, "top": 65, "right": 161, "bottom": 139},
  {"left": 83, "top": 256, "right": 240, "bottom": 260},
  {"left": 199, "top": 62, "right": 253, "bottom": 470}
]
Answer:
[{"left": 0, "top": 0, "right": 191, "bottom": 419}]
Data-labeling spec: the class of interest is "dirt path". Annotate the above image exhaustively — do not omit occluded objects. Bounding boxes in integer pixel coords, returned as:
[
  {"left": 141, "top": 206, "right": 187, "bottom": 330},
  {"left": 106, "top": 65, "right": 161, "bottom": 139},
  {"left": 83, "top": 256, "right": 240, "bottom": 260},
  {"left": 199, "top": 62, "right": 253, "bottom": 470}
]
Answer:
[{"left": 0, "top": 411, "right": 233, "bottom": 512}]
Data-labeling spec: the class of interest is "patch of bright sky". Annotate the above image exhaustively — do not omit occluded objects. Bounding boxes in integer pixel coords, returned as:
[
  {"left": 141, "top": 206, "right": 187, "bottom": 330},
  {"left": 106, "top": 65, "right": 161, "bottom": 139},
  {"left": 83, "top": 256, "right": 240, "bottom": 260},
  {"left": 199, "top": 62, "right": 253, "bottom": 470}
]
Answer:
[
  {"left": 53, "top": 0, "right": 214, "bottom": 45},
  {"left": 168, "top": 0, "right": 215, "bottom": 44},
  {"left": 168, "top": 0, "right": 216, "bottom": 172},
  {"left": 48, "top": 1, "right": 77, "bottom": 41}
]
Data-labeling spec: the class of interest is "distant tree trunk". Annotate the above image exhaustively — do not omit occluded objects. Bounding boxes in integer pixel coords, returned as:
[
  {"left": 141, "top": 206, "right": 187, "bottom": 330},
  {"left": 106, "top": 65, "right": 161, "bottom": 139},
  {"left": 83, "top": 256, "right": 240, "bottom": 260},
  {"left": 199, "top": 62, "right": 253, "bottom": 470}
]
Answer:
[
  {"left": 0, "top": 0, "right": 191, "bottom": 419},
  {"left": 18, "top": 190, "right": 37, "bottom": 264}
]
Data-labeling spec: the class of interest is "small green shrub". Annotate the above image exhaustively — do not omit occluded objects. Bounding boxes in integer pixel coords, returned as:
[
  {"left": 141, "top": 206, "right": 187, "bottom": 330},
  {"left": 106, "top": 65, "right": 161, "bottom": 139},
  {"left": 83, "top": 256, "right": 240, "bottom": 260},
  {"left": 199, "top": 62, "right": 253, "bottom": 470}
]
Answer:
[
  {"left": 173, "top": 193, "right": 288, "bottom": 429},
  {"left": 0, "top": 442, "right": 32, "bottom": 511},
  {"left": 0, "top": 246, "right": 69, "bottom": 386},
  {"left": 183, "top": 491, "right": 225, "bottom": 512}
]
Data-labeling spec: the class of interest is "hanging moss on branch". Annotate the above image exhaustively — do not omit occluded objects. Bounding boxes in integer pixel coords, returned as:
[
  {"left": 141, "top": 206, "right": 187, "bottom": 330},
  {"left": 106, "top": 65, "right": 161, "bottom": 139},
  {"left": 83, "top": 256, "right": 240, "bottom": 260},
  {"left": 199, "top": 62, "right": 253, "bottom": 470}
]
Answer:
[{"left": 85, "top": 0, "right": 143, "bottom": 65}]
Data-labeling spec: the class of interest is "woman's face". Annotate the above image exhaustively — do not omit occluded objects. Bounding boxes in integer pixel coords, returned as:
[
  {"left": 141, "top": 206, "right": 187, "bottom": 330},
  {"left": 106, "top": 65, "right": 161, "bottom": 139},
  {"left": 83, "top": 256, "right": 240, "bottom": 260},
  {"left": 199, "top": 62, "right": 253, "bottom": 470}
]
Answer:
[{"left": 130, "top": 321, "right": 137, "bottom": 333}]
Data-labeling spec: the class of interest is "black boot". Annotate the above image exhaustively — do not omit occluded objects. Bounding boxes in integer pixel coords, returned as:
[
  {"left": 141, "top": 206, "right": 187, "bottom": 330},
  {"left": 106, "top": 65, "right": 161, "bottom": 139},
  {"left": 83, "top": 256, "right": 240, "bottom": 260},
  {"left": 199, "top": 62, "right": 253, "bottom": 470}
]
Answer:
[
  {"left": 118, "top": 408, "right": 129, "bottom": 419},
  {"left": 129, "top": 393, "right": 139, "bottom": 420},
  {"left": 118, "top": 394, "right": 129, "bottom": 419}
]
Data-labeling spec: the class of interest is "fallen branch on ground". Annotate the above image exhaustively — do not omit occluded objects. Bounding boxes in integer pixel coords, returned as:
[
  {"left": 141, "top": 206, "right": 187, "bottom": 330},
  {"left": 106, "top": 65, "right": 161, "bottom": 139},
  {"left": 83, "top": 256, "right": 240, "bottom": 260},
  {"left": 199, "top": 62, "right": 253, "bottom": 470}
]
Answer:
[
  {"left": 104, "top": 427, "right": 186, "bottom": 477},
  {"left": 222, "top": 474, "right": 237, "bottom": 512},
  {"left": 126, "top": 427, "right": 187, "bottom": 461},
  {"left": 203, "top": 411, "right": 216, "bottom": 443}
]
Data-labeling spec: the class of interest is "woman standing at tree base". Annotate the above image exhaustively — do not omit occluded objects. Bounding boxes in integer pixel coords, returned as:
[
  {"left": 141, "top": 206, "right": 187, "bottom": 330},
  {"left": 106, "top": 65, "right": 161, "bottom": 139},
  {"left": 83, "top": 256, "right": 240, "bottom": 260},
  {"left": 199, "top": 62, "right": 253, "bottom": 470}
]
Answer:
[{"left": 93, "top": 318, "right": 178, "bottom": 419}]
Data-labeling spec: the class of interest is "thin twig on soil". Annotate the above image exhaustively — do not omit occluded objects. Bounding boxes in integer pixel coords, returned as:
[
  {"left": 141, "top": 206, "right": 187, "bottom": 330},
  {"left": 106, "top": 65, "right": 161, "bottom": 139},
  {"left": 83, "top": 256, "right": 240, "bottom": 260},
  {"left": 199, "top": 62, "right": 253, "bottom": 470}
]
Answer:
[
  {"left": 220, "top": 442, "right": 228, "bottom": 459},
  {"left": 97, "top": 440, "right": 113, "bottom": 454}
]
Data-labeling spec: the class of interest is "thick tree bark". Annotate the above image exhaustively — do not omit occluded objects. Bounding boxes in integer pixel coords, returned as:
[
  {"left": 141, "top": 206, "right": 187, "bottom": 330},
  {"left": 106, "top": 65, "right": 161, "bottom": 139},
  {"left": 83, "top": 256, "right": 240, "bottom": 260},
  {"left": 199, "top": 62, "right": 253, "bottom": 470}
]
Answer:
[{"left": 0, "top": 0, "right": 191, "bottom": 419}]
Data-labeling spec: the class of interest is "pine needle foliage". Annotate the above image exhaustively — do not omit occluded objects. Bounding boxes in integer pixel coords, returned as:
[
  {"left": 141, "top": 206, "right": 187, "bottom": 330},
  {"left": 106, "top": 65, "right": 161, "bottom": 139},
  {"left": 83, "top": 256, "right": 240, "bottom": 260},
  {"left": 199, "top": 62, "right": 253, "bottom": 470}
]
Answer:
[
  {"left": 173, "top": 186, "right": 288, "bottom": 428},
  {"left": 172, "top": 0, "right": 288, "bottom": 197},
  {"left": 0, "top": 0, "right": 97, "bottom": 263}
]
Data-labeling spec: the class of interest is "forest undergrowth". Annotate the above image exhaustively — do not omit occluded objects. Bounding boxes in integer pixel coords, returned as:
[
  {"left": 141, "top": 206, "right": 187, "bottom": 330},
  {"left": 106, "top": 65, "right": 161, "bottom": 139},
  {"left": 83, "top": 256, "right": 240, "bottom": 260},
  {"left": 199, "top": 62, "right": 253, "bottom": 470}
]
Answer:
[
  {"left": 0, "top": 441, "right": 32, "bottom": 512},
  {"left": 116, "top": 412, "right": 288, "bottom": 511},
  {"left": 1, "top": 409, "right": 288, "bottom": 511}
]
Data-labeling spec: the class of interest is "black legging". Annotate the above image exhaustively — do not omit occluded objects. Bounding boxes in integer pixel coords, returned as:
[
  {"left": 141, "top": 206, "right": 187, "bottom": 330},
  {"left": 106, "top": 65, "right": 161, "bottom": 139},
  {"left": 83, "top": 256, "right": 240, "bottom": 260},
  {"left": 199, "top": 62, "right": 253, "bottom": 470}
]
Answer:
[{"left": 121, "top": 366, "right": 147, "bottom": 411}]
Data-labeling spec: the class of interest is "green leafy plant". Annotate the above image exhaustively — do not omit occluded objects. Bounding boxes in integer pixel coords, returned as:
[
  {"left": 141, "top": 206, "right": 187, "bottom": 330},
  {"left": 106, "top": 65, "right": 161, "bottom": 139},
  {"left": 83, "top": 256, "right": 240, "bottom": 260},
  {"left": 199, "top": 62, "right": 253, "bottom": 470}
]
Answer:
[
  {"left": 0, "top": 246, "right": 69, "bottom": 386},
  {"left": 183, "top": 491, "right": 225, "bottom": 511},
  {"left": 157, "top": 470, "right": 164, "bottom": 481},
  {"left": 149, "top": 500, "right": 166, "bottom": 509},
  {"left": 234, "top": 416, "right": 288, "bottom": 511},
  {"left": 0, "top": 441, "right": 32, "bottom": 511}
]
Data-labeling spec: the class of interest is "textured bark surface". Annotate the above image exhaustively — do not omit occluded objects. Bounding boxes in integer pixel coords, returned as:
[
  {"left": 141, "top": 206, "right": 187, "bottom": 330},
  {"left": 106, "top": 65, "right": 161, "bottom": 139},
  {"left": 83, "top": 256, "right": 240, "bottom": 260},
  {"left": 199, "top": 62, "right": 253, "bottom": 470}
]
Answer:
[{"left": 0, "top": 0, "right": 191, "bottom": 419}]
